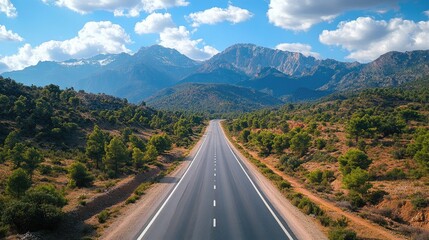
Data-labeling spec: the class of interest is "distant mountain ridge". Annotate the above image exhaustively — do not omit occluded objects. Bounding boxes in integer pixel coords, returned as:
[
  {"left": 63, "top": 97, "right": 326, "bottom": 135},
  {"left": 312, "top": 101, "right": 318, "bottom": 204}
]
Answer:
[
  {"left": 2, "top": 43, "right": 429, "bottom": 113},
  {"left": 2, "top": 45, "right": 200, "bottom": 102},
  {"left": 146, "top": 83, "right": 283, "bottom": 113}
]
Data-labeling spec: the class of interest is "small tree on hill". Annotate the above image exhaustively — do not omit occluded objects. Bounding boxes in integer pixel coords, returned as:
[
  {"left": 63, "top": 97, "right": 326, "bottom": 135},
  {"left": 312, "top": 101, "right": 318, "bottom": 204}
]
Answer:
[
  {"left": 22, "top": 147, "right": 43, "bottom": 176},
  {"left": 290, "top": 132, "right": 311, "bottom": 157},
  {"left": 6, "top": 168, "right": 31, "bottom": 198},
  {"left": 69, "top": 162, "right": 94, "bottom": 187},
  {"left": 132, "top": 147, "right": 145, "bottom": 170},
  {"left": 144, "top": 144, "right": 158, "bottom": 163},
  {"left": 86, "top": 125, "right": 107, "bottom": 169},
  {"left": 338, "top": 149, "right": 372, "bottom": 175},
  {"left": 103, "top": 136, "right": 128, "bottom": 177}
]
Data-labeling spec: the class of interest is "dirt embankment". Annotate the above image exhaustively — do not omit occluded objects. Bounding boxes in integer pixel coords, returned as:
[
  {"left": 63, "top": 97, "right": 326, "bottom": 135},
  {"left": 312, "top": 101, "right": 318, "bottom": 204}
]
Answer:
[{"left": 232, "top": 139, "right": 406, "bottom": 240}]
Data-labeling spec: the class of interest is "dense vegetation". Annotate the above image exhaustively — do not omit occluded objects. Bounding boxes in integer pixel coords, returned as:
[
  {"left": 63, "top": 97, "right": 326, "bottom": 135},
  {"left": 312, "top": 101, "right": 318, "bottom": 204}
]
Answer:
[
  {"left": 225, "top": 76, "right": 429, "bottom": 238},
  {"left": 147, "top": 83, "right": 282, "bottom": 114},
  {"left": 0, "top": 77, "right": 205, "bottom": 237}
]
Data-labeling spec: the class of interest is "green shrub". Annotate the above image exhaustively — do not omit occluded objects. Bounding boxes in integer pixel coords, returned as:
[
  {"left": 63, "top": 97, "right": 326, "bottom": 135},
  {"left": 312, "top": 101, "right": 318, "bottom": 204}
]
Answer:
[
  {"left": 279, "top": 155, "right": 302, "bottom": 170},
  {"left": 38, "top": 164, "right": 52, "bottom": 175},
  {"left": 316, "top": 139, "right": 327, "bottom": 150},
  {"left": 126, "top": 195, "right": 139, "bottom": 204},
  {"left": 69, "top": 162, "right": 94, "bottom": 187},
  {"left": 365, "top": 190, "right": 388, "bottom": 205},
  {"left": 0, "top": 224, "right": 8, "bottom": 238},
  {"left": 411, "top": 193, "right": 428, "bottom": 209},
  {"left": 347, "top": 191, "right": 365, "bottom": 209},
  {"left": 328, "top": 227, "right": 357, "bottom": 240},
  {"left": 6, "top": 168, "right": 31, "bottom": 198},
  {"left": 98, "top": 210, "right": 110, "bottom": 223},
  {"left": 3, "top": 200, "right": 63, "bottom": 232},
  {"left": 134, "top": 182, "right": 152, "bottom": 196},
  {"left": 23, "top": 184, "right": 67, "bottom": 207},
  {"left": 385, "top": 168, "right": 406, "bottom": 180},
  {"left": 278, "top": 180, "right": 291, "bottom": 190}
]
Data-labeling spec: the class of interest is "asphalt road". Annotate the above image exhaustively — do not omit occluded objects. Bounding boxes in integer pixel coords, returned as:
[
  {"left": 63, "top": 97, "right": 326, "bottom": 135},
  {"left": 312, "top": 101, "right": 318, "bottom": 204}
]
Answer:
[{"left": 136, "top": 120, "right": 297, "bottom": 240}]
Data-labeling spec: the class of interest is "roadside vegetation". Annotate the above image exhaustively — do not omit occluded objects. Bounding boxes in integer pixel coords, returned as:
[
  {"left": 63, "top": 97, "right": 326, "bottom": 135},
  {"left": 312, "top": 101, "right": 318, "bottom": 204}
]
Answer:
[
  {"left": 225, "top": 76, "right": 429, "bottom": 239},
  {"left": 0, "top": 77, "right": 205, "bottom": 238}
]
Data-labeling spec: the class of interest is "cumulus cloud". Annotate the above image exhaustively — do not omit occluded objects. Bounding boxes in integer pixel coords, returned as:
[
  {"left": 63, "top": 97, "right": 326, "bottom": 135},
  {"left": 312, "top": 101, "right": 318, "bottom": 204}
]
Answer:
[
  {"left": 45, "top": 0, "right": 189, "bottom": 16},
  {"left": 275, "top": 43, "right": 321, "bottom": 58},
  {"left": 187, "top": 5, "right": 253, "bottom": 27},
  {"left": 267, "top": 0, "right": 397, "bottom": 31},
  {"left": 0, "top": 21, "right": 131, "bottom": 71},
  {"left": 0, "top": 0, "right": 17, "bottom": 17},
  {"left": 135, "top": 12, "right": 174, "bottom": 34},
  {"left": 0, "top": 25, "right": 23, "bottom": 41},
  {"left": 319, "top": 17, "right": 429, "bottom": 62},
  {"left": 159, "top": 26, "right": 218, "bottom": 60}
]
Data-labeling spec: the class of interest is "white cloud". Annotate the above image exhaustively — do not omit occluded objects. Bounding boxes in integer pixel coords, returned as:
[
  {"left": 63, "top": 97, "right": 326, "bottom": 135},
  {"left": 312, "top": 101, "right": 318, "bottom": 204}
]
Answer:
[
  {"left": 0, "top": 0, "right": 17, "bottom": 17},
  {"left": 424, "top": 10, "right": 429, "bottom": 17},
  {"left": 0, "top": 21, "right": 131, "bottom": 71},
  {"left": 187, "top": 5, "right": 253, "bottom": 27},
  {"left": 135, "top": 12, "right": 174, "bottom": 34},
  {"left": 46, "top": 0, "right": 189, "bottom": 16},
  {"left": 319, "top": 17, "right": 429, "bottom": 62},
  {"left": 267, "top": 0, "right": 397, "bottom": 31},
  {"left": 0, "top": 25, "right": 23, "bottom": 41},
  {"left": 159, "top": 26, "right": 218, "bottom": 60},
  {"left": 275, "top": 43, "right": 321, "bottom": 58}
]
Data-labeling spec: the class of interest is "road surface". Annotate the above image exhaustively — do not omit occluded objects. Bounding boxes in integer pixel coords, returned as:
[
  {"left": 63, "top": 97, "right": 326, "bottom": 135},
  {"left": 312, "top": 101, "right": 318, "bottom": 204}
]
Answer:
[{"left": 136, "top": 120, "right": 297, "bottom": 240}]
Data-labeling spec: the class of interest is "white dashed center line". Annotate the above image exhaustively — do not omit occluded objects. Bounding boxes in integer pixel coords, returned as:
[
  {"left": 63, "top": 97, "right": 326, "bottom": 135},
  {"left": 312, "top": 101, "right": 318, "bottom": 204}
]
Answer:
[
  {"left": 214, "top": 185, "right": 216, "bottom": 190},
  {"left": 213, "top": 200, "right": 216, "bottom": 207},
  {"left": 213, "top": 218, "right": 216, "bottom": 227}
]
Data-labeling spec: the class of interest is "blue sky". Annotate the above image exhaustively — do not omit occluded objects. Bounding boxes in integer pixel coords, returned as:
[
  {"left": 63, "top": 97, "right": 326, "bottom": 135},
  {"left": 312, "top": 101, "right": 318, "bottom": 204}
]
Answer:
[{"left": 0, "top": 0, "right": 428, "bottom": 73}]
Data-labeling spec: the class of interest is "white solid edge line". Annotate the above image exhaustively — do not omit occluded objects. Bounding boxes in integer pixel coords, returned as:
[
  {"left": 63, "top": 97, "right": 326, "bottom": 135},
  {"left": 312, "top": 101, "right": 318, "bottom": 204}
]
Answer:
[
  {"left": 222, "top": 129, "right": 294, "bottom": 240},
  {"left": 136, "top": 134, "right": 208, "bottom": 240}
]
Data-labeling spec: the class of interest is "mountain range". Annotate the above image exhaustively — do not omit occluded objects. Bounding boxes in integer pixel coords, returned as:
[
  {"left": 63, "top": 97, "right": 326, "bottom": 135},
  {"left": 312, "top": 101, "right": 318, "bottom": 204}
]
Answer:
[{"left": 2, "top": 44, "right": 429, "bottom": 113}]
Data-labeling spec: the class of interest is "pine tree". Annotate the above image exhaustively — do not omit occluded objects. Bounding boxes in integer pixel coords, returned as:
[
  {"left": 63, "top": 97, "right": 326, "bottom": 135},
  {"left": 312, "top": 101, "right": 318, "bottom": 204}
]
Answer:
[{"left": 103, "top": 136, "right": 128, "bottom": 177}]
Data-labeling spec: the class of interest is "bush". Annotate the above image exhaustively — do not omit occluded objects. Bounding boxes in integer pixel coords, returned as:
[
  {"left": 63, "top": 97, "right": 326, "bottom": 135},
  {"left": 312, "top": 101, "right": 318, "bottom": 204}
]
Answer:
[
  {"left": 328, "top": 227, "right": 357, "bottom": 240},
  {"left": 2, "top": 200, "right": 63, "bottom": 232},
  {"left": 348, "top": 190, "right": 366, "bottom": 209},
  {"left": 279, "top": 155, "right": 302, "bottom": 170},
  {"left": 411, "top": 193, "right": 428, "bottom": 209},
  {"left": 2, "top": 184, "right": 66, "bottom": 233},
  {"left": 384, "top": 168, "right": 406, "bottom": 180},
  {"left": 0, "top": 223, "right": 8, "bottom": 238},
  {"left": 126, "top": 195, "right": 139, "bottom": 204},
  {"left": 134, "top": 182, "right": 152, "bottom": 196},
  {"left": 278, "top": 180, "right": 291, "bottom": 190},
  {"left": 23, "top": 184, "right": 67, "bottom": 207},
  {"left": 6, "top": 168, "right": 31, "bottom": 197},
  {"left": 366, "top": 190, "right": 388, "bottom": 205},
  {"left": 342, "top": 168, "right": 372, "bottom": 194},
  {"left": 98, "top": 210, "right": 110, "bottom": 223},
  {"left": 38, "top": 164, "right": 52, "bottom": 175},
  {"left": 338, "top": 149, "right": 372, "bottom": 175},
  {"left": 316, "top": 139, "right": 327, "bottom": 150},
  {"left": 69, "top": 162, "right": 94, "bottom": 187}
]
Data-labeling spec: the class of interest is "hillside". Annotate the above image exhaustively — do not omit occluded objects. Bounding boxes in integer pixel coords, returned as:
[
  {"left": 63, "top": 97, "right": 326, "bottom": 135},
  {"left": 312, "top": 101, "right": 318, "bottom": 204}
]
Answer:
[
  {"left": 146, "top": 83, "right": 283, "bottom": 114},
  {"left": 0, "top": 76, "right": 205, "bottom": 238},
  {"left": 225, "top": 76, "right": 429, "bottom": 239},
  {"left": 2, "top": 44, "right": 429, "bottom": 112}
]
